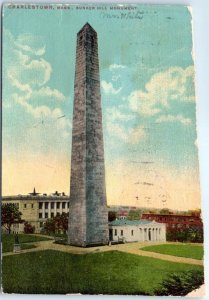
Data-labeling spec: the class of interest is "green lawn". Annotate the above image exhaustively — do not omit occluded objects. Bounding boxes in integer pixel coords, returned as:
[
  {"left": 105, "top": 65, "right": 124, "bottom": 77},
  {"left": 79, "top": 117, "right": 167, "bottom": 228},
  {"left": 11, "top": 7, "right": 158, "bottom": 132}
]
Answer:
[
  {"left": 21, "top": 244, "right": 37, "bottom": 251},
  {"left": 2, "top": 234, "right": 51, "bottom": 253},
  {"left": 2, "top": 250, "right": 203, "bottom": 295},
  {"left": 140, "top": 244, "right": 203, "bottom": 260}
]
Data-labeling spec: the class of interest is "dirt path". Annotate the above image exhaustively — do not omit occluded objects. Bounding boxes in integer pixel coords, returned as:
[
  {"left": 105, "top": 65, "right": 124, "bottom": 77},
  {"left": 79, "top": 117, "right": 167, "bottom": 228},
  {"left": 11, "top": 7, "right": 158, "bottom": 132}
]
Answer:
[{"left": 2, "top": 240, "right": 203, "bottom": 266}]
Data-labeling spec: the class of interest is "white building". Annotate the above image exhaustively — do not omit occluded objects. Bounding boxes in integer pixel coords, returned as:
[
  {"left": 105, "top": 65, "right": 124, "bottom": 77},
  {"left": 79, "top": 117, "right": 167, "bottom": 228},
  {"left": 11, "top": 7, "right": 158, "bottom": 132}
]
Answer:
[
  {"left": 109, "top": 219, "right": 166, "bottom": 243},
  {"left": 2, "top": 189, "right": 69, "bottom": 233}
]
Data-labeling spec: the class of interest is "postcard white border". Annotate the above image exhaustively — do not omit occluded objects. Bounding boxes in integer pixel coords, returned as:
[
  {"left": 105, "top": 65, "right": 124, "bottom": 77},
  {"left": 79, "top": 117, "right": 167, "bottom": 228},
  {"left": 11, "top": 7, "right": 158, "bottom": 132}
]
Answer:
[{"left": 1, "top": 0, "right": 209, "bottom": 299}]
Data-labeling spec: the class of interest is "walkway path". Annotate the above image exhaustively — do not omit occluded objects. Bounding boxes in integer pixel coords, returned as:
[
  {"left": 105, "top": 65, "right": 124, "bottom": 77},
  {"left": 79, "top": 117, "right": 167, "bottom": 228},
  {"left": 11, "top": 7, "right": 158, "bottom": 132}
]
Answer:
[{"left": 2, "top": 240, "right": 203, "bottom": 266}]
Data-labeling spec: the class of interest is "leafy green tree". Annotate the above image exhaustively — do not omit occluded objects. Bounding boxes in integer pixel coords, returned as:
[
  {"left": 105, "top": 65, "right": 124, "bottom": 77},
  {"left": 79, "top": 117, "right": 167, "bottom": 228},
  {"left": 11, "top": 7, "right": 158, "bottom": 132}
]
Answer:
[
  {"left": 159, "top": 208, "right": 171, "bottom": 215},
  {"left": 43, "top": 212, "right": 68, "bottom": 235},
  {"left": 166, "top": 227, "right": 203, "bottom": 243},
  {"left": 127, "top": 209, "right": 142, "bottom": 220},
  {"left": 1, "top": 203, "right": 23, "bottom": 234}
]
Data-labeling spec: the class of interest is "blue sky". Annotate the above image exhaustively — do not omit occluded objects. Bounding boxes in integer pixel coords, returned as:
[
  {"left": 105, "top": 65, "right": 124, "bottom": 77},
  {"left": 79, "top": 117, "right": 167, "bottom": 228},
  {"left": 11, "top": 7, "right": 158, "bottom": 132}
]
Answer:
[{"left": 2, "top": 4, "right": 200, "bottom": 210}]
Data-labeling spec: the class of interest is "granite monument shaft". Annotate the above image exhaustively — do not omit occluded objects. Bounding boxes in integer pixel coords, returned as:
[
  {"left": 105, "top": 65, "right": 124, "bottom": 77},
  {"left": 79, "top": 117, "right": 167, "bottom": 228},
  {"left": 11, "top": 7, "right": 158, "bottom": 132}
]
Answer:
[{"left": 68, "top": 23, "right": 108, "bottom": 247}]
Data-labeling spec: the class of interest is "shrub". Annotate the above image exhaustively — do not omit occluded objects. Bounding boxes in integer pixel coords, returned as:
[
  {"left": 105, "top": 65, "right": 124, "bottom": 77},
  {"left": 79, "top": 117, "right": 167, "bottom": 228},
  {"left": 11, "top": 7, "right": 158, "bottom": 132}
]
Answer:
[
  {"left": 24, "top": 222, "right": 35, "bottom": 234},
  {"left": 166, "top": 226, "right": 203, "bottom": 243},
  {"left": 43, "top": 213, "right": 68, "bottom": 235},
  {"left": 154, "top": 270, "right": 204, "bottom": 296}
]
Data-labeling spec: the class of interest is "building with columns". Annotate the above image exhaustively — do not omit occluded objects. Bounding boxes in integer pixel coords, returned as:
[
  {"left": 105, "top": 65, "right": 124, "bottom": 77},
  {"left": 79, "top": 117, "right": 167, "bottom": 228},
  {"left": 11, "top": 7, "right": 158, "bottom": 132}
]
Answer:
[
  {"left": 2, "top": 189, "right": 69, "bottom": 233},
  {"left": 109, "top": 219, "right": 166, "bottom": 243}
]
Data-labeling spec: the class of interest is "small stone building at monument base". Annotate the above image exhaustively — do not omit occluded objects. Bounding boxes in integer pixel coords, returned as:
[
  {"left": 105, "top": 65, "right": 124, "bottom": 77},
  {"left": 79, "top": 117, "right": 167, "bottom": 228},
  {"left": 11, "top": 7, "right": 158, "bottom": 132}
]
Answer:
[{"left": 109, "top": 219, "right": 166, "bottom": 243}]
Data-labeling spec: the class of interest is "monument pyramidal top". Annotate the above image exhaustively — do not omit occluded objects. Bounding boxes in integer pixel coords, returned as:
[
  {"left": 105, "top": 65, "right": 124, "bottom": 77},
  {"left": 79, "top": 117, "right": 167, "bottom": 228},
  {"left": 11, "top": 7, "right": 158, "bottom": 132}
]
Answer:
[{"left": 77, "top": 22, "right": 97, "bottom": 35}]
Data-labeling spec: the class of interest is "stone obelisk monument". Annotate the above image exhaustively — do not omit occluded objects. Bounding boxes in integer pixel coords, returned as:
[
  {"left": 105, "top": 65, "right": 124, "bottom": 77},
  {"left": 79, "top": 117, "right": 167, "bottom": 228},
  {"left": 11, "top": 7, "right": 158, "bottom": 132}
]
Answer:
[{"left": 68, "top": 23, "right": 109, "bottom": 247}]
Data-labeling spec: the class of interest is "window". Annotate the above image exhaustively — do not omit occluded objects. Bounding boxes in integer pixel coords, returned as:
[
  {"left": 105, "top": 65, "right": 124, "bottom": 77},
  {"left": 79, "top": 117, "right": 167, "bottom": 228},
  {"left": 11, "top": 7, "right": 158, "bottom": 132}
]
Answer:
[
  {"left": 45, "top": 202, "right": 48, "bottom": 209},
  {"left": 62, "top": 202, "right": 65, "bottom": 209},
  {"left": 56, "top": 212, "right": 60, "bottom": 216},
  {"left": 121, "top": 230, "right": 123, "bottom": 236},
  {"left": 114, "top": 229, "right": 117, "bottom": 236},
  {"left": 45, "top": 213, "right": 48, "bottom": 219},
  {"left": 31, "top": 204, "right": 34, "bottom": 209},
  {"left": 131, "top": 230, "right": 134, "bottom": 236},
  {"left": 51, "top": 203, "right": 54, "bottom": 209},
  {"left": 67, "top": 202, "right": 69, "bottom": 208},
  {"left": 39, "top": 202, "right": 43, "bottom": 209},
  {"left": 24, "top": 204, "right": 27, "bottom": 208},
  {"left": 39, "top": 213, "right": 42, "bottom": 219},
  {"left": 51, "top": 213, "right": 54, "bottom": 218},
  {"left": 57, "top": 202, "right": 60, "bottom": 209},
  {"left": 40, "top": 222, "right": 43, "bottom": 228}
]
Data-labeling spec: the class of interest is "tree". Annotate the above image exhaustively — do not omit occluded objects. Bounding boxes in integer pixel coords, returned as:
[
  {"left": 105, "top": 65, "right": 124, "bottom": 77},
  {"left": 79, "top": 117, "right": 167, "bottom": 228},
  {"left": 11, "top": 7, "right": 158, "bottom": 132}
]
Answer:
[
  {"left": 55, "top": 212, "right": 68, "bottom": 233},
  {"left": 188, "top": 209, "right": 201, "bottom": 217},
  {"left": 127, "top": 209, "right": 142, "bottom": 220},
  {"left": 43, "top": 218, "right": 56, "bottom": 234},
  {"left": 1, "top": 203, "right": 23, "bottom": 234},
  {"left": 166, "top": 226, "right": 203, "bottom": 243},
  {"left": 159, "top": 208, "right": 171, "bottom": 215},
  {"left": 108, "top": 211, "right": 117, "bottom": 222},
  {"left": 43, "top": 212, "right": 68, "bottom": 235},
  {"left": 24, "top": 222, "right": 35, "bottom": 234}
]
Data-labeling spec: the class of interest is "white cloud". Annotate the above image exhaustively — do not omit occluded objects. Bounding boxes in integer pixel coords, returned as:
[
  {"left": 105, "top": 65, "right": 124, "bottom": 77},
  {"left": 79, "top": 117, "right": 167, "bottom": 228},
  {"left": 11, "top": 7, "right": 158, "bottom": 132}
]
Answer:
[
  {"left": 32, "top": 87, "right": 65, "bottom": 101},
  {"left": 105, "top": 106, "right": 145, "bottom": 145},
  {"left": 156, "top": 114, "right": 192, "bottom": 126},
  {"left": 3, "top": 29, "right": 70, "bottom": 139},
  {"left": 14, "top": 94, "right": 71, "bottom": 136},
  {"left": 101, "top": 80, "right": 122, "bottom": 95},
  {"left": 7, "top": 58, "right": 52, "bottom": 94},
  {"left": 128, "top": 90, "right": 161, "bottom": 116},
  {"left": 3, "top": 29, "right": 65, "bottom": 109},
  {"left": 7, "top": 69, "right": 32, "bottom": 93},
  {"left": 15, "top": 33, "right": 46, "bottom": 56},
  {"left": 128, "top": 126, "right": 145, "bottom": 144},
  {"left": 112, "top": 74, "right": 121, "bottom": 82},
  {"left": 106, "top": 107, "right": 134, "bottom": 122},
  {"left": 128, "top": 66, "right": 195, "bottom": 116},
  {"left": 107, "top": 120, "right": 145, "bottom": 145},
  {"left": 14, "top": 95, "right": 50, "bottom": 118},
  {"left": 109, "top": 64, "right": 126, "bottom": 71},
  {"left": 107, "top": 123, "right": 128, "bottom": 142}
]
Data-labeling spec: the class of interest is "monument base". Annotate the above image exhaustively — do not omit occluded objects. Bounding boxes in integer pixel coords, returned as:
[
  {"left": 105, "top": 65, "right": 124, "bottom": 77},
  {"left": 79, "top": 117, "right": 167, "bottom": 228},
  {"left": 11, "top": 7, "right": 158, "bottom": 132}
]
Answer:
[
  {"left": 13, "top": 244, "right": 21, "bottom": 253},
  {"left": 68, "top": 240, "right": 109, "bottom": 248}
]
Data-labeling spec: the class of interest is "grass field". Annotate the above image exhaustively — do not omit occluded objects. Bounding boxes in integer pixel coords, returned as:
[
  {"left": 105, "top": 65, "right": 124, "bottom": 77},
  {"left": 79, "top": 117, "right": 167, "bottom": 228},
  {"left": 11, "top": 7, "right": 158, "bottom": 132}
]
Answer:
[
  {"left": 2, "top": 234, "right": 51, "bottom": 253},
  {"left": 2, "top": 250, "right": 203, "bottom": 295},
  {"left": 140, "top": 244, "right": 203, "bottom": 260}
]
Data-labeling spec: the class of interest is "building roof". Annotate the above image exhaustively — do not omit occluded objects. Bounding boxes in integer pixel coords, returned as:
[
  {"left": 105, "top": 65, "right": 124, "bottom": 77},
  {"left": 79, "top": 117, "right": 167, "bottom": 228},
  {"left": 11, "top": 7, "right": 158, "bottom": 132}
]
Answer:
[
  {"left": 2, "top": 190, "right": 69, "bottom": 201},
  {"left": 109, "top": 219, "right": 154, "bottom": 226},
  {"left": 142, "top": 213, "right": 201, "bottom": 218},
  {"left": 3, "top": 195, "right": 69, "bottom": 199}
]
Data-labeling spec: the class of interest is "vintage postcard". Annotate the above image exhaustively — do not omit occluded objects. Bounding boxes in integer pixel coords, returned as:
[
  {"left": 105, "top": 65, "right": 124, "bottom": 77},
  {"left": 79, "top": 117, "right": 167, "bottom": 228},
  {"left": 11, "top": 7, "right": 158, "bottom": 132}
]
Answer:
[{"left": 1, "top": 3, "right": 204, "bottom": 296}]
